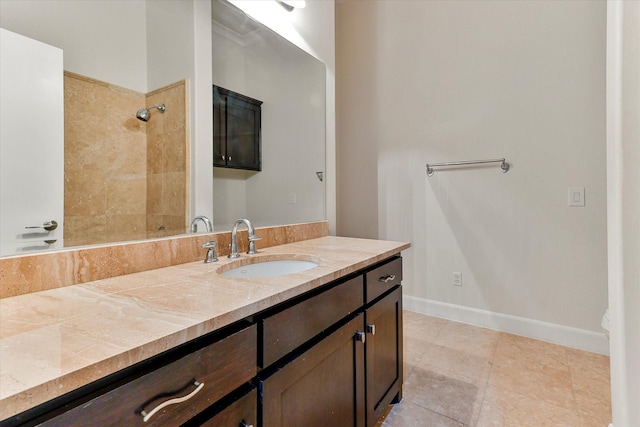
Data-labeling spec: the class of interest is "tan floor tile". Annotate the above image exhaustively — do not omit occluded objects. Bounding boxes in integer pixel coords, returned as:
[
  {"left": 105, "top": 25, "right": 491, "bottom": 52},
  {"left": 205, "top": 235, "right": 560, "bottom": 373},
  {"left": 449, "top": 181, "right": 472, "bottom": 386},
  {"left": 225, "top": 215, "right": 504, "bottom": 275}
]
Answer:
[
  {"left": 404, "top": 334, "right": 432, "bottom": 379},
  {"left": 433, "top": 321, "right": 500, "bottom": 360},
  {"left": 403, "top": 365, "right": 486, "bottom": 426},
  {"left": 419, "top": 343, "right": 493, "bottom": 384},
  {"left": 382, "top": 400, "right": 464, "bottom": 427},
  {"left": 396, "top": 312, "right": 612, "bottom": 427},
  {"left": 566, "top": 347, "right": 610, "bottom": 385},
  {"left": 571, "top": 372, "right": 611, "bottom": 427},
  {"left": 403, "top": 310, "right": 448, "bottom": 379},
  {"left": 404, "top": 310, "right": 449, "bottom": 339},
  {"left": 495, "top": 333, "right": 569, "bottom": 369},
  {"left": 476, "top": 384, "right": 581, "bottom": 427},
  {"left": 577, "top": 412, "right": 613, "bottom": 427},
  {"left": 489, "top": 354, "right": 575, "bottom": 411},
  {"left": 490, "top": 333, "right": 575, "bottom": 411}
]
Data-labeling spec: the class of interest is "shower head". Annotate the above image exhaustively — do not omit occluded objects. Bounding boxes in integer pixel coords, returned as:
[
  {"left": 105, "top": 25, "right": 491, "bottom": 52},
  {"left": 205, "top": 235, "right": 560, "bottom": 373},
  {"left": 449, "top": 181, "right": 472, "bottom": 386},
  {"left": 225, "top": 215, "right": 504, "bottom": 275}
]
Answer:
[{"left": 135, "top": 104, "right": 166, "bottom": 122}]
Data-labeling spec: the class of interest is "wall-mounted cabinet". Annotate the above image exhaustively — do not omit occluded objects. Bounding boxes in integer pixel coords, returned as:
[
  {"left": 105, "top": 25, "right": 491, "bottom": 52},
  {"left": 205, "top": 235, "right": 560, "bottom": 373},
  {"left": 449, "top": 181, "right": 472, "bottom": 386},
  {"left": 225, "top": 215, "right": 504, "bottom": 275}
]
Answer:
[{"left": 213, "top": 85, "right": 263, "bottom": 171}]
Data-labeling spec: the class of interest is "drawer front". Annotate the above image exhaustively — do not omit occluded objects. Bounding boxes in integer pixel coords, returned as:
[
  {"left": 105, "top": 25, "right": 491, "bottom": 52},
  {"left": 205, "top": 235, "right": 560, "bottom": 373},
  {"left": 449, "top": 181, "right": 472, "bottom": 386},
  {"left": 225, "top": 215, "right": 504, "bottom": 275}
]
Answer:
[
  {"left": 365, "top": 257, "right": 402, "bottom": 303},
  {"left": 261, "top": 276, "right": 364, "bottom": 367},
  {"left": 200, "top": 388, "right": 257, "bottom": 427},
  {"left": 42, "top": 324, "right": 257, "bottom": 427}
]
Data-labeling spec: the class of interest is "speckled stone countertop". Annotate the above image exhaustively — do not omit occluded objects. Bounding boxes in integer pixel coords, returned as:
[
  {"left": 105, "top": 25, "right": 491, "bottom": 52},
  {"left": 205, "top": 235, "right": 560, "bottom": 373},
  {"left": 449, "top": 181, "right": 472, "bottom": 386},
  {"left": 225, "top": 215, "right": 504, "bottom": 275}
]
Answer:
[{"left": 0, "top": 236, "right": 410, "bottom": 420}]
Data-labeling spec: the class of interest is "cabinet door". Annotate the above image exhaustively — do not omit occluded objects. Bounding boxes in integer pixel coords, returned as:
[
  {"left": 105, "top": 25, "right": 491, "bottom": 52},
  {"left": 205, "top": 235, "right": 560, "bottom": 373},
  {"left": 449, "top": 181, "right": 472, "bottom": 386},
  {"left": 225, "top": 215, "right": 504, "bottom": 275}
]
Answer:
[
  {"left": 225, "top": 95, "right": 261, "bottom": 170},
  {"left": 212, "top": 86, "right": 262, "bottom": 171},
  {"left": 213, "top": 87, "right": 227, "bottom": 167},
  {"left": 366, "top": 286, "right": 403, "bottom": 427},
  {"left": 261, "top": 314, "right": 366, "bottom": 427}
]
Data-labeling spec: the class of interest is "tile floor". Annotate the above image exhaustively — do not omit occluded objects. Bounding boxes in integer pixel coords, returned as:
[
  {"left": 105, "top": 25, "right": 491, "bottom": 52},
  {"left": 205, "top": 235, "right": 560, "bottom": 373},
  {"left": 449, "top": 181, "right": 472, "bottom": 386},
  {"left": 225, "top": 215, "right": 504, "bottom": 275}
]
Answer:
[{"left": 381, "top": 310, "right": 611, "bottom": 427}]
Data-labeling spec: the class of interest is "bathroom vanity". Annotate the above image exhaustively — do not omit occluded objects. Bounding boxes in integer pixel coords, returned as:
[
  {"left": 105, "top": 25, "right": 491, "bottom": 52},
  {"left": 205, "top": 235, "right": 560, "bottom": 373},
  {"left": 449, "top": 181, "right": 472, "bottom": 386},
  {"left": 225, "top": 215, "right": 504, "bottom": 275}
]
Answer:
[{"left": 0, "top": 236, "right": 409, "bottom": 427}]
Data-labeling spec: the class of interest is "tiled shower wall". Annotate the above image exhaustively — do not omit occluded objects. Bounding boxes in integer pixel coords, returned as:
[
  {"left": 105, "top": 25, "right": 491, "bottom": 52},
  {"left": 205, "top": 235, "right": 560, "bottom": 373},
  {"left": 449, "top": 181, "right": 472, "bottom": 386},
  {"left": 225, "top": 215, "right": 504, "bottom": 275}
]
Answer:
[
  {"left": 63, "top": 72, "right": 188, "bottom": 247},
  {"left": 146, "top": 81, "right": 189, "bottom": 236}
]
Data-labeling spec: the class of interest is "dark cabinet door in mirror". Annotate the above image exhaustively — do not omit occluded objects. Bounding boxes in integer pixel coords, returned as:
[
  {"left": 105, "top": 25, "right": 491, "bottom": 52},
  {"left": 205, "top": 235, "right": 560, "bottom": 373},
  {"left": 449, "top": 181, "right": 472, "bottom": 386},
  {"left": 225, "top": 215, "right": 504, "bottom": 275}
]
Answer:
[{"left": 213, "top": 85, "right": 263, "bottom": 171}]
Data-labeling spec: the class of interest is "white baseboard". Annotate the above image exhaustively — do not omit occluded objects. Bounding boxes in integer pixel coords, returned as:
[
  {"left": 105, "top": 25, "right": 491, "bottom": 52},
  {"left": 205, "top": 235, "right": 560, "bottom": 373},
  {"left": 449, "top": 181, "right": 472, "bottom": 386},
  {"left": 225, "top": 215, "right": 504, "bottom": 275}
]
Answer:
[{"left": 404, "top": 295, "right": 610, "bottom": 355}]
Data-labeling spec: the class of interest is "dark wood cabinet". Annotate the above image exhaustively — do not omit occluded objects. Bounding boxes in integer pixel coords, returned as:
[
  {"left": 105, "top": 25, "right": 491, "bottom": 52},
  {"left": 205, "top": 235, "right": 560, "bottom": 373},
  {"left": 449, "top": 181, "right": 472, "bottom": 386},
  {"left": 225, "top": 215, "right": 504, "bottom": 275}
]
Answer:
[
  {"left": 199, "top": 387, "right": 257, "bottom": 427},
  {"left": 259, "top": 256, "right": 404, "bottom": 427},
  {"left": 365, "top": 286, "right": 403, "bottom": 426},
  {"left": 261, "top": 276, "right": 364, "bottom": 368},
  {"left": 39, "top": 325, "right": 256, "bottom": 427},
  {"left": 7, "top": 256, "right": 404, "bottom": 427},
  {"left": 213, "top": 85, "right": 262, "bottom": 171},
  {"left": 261, "top": 314, "right": 366, "bottom": 427}
]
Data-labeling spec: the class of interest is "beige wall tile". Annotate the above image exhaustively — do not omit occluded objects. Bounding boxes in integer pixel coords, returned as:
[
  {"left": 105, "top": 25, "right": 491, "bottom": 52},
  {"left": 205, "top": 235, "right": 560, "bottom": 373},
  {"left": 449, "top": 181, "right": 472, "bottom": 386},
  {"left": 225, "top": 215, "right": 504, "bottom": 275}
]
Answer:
[
  {"left": 105, "top": 177, "right": 146, "bottom": 215},
  {"left": 0, "top": 221, "right": 329, "bottom": 298}
]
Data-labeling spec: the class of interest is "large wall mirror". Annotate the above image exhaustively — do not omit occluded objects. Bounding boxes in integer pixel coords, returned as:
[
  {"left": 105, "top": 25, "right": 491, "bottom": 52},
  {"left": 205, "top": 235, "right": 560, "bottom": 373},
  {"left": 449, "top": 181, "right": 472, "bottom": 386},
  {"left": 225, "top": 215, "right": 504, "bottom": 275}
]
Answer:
[{"left": 0, "top": 0, "right": 325, "bottom": 257}]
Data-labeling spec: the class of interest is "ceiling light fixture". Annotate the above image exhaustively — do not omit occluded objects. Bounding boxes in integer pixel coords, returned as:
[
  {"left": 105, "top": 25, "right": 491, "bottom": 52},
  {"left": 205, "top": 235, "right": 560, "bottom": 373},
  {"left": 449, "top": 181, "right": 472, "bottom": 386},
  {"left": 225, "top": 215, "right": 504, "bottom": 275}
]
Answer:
[{"left": 275, "top": 0, "right": 306, "bottom": 12}]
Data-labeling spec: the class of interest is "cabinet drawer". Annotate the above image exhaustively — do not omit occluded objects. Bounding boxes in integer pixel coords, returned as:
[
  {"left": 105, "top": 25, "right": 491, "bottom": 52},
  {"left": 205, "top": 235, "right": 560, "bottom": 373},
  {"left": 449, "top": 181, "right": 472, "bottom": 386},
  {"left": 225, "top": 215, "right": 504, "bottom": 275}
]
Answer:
[
  {"left": 365, "top": 257, "right": 402, "bottom": 303},
  {"left": 42, "top": 324, "right": 257, "bottom": 427},
  {"left": 200, "top": 387, "right": 256, "bottom": 427},
  {"left": 261, "top": 276, "right": 364, "bottom": 367}
]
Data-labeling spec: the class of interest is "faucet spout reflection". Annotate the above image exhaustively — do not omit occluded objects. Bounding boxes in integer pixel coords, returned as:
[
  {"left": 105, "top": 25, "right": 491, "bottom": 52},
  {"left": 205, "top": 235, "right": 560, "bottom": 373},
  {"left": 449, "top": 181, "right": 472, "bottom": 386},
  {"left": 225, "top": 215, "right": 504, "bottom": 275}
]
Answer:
[
  {"left": 229, "top": 218, "right": 262, "bottom": 259},
  {"left": 190, "top": 215, "right": 213, "bottom": 233}
]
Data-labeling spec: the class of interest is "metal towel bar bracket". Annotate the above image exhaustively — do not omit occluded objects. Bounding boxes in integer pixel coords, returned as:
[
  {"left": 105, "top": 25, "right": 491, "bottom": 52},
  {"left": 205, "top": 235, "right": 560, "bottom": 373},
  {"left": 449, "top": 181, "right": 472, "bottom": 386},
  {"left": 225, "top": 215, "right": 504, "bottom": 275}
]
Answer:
[{"left": 426, "top": 158, "right": 509, "bottom": 176}]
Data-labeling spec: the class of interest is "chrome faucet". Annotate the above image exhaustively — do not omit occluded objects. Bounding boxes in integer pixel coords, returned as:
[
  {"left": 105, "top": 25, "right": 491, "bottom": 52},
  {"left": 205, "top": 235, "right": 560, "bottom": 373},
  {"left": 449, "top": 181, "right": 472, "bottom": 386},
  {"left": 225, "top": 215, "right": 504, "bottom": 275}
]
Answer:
[
  {"left": 190, "top": 215, "right": 212, "bottom": 233},
  {"left": 229, "top": 218, "right": 261, "bottom": 259}
]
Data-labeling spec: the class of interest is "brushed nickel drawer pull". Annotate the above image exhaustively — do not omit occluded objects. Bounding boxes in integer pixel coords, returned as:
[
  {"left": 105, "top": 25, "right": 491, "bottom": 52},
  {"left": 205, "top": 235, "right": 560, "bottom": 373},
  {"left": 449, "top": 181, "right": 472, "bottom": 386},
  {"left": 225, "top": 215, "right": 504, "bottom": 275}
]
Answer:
[
  {"left": 367, "top": 324, "right": 376, "bottom": 336},
  {"left": 140, "top": 380, "right": 204, "bottom": 422},
  {"left": 240, "top": 422, "right": 254, "bottom": 427},
  {"left": 378, "top": 274, "right": 396, "bottom": 283},
  {"left": 355, "top": 331, "right": 366, "bottom": 344}
]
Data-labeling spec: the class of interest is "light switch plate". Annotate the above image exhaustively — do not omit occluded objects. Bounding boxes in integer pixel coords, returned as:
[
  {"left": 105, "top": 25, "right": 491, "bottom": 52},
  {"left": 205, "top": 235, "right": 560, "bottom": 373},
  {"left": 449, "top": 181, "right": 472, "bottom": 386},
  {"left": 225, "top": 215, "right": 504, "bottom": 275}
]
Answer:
[{"left": 568, "top": 187, "right": 585, "bottom": 207}]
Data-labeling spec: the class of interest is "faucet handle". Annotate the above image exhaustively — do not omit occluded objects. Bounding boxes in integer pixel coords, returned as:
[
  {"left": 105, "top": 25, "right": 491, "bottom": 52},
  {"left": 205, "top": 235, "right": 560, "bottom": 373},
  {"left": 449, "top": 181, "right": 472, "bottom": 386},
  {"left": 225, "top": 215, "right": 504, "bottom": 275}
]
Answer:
[
  {"left": 247, "top": 234, "right": 261, "bottom": 255},
  {"left": 202, "top": 241, "right": 218, "bottom": 263}
]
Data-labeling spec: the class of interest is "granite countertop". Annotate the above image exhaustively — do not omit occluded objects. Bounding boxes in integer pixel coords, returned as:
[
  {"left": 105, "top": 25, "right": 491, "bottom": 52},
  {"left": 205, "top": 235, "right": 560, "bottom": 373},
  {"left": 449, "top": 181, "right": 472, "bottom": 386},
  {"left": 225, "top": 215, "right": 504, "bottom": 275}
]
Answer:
[{"left": 0, "top": 236, "right": 410, "bottom": 420}]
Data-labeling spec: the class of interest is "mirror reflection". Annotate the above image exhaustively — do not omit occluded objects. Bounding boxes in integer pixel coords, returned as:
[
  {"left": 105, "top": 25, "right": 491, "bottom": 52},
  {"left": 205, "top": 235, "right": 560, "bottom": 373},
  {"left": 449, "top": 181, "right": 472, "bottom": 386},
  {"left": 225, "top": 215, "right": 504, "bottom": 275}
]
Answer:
[{"left": 0, "top": 0, "right": 325, "bottom": 257}]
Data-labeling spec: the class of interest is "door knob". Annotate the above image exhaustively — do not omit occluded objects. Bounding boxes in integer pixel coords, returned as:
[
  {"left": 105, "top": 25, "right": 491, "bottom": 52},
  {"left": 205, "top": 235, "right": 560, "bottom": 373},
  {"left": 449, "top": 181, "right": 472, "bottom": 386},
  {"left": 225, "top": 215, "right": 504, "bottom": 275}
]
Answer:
[{"left": 25, "top": 220, "right": 58, "bottom": 231}]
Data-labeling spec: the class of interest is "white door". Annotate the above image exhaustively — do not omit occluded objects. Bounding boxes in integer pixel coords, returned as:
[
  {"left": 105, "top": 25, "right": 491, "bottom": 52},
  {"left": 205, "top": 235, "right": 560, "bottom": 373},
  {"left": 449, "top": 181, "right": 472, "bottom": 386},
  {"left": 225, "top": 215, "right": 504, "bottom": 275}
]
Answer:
[{"left": 0, "top": 28, "right": 64, "bottom": 256}]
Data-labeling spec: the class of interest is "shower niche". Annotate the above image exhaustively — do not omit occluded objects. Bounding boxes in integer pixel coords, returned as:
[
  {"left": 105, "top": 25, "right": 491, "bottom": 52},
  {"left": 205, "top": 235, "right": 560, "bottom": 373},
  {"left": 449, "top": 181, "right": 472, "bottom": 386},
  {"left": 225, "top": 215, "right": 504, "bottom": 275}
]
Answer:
[{"left": 213, "top": 85, "right": 263, "bottom": 171}]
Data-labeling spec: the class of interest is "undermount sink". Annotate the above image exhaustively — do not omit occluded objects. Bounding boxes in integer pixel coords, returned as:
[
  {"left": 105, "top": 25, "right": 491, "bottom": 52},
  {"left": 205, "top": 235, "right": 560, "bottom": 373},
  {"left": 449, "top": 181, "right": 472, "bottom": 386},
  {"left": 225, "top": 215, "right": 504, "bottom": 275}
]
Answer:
[{"left": 218, "top": 257, "right": 319, "bottom": 279}]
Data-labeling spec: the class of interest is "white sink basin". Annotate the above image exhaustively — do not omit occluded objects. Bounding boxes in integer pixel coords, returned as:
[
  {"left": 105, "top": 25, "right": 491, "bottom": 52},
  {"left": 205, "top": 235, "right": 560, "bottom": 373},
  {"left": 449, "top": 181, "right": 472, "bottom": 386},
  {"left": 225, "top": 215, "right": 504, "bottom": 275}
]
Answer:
[{"left": 220, "top": 259, "right": 319, "bottom": 279}]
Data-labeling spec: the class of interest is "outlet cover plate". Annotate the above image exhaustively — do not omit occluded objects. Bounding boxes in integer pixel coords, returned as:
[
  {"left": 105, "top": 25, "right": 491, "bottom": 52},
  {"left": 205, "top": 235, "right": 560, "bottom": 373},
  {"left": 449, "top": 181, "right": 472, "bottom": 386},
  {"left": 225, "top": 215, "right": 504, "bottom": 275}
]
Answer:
[{"left": 453, "top": 272, "right": 462, "bottom": 286}]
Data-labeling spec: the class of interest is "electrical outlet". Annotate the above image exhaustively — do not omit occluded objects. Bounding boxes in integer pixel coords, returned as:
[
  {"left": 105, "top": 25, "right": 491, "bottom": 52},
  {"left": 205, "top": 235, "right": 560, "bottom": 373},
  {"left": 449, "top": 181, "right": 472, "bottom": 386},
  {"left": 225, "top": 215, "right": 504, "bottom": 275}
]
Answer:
[
  {"left": 289, "top": 192, "right": 297, "bottom": 204},
  {"left": 453, "top": 272, "right": 462, "bottom": 286}
]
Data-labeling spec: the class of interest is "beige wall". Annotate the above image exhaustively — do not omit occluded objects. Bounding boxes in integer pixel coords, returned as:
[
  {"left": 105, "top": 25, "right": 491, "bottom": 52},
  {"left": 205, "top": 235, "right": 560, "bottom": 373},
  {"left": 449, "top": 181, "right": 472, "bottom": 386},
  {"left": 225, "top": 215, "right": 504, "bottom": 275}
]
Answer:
[
  {"left": 0, "top": 0, "right": 148, "bottom": 92},
  {"left": 337, "top": 1, "right": 608, "bottom": 347},
  {"left": 229, "top": 0, "right": 336, "bottom": 234}
]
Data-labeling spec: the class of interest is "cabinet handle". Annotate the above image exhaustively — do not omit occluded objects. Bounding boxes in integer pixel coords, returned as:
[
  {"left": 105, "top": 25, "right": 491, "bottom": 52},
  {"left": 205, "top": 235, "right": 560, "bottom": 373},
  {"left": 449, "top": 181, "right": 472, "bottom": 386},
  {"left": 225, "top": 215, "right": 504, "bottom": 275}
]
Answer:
[
  {"left": 378, "top": 274, "right": 396, "bottom": 283},
  {"left": 240, "top": 422, "right": 254, "bottom": 427},
  {"left": 355, "top": 331, "right": 366, "bottom": 343},
  {"left": 366, "top": 324, "right": 376, "bottom": 336},
  {"left": 140, "top": 380, "right": 204, "bottom": 422},
  {"left": 221, "top": 155, "right": 225, "bottom": 160},
  {"left": 228, "top": 156, "right": 232, "bottom": 161}
]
